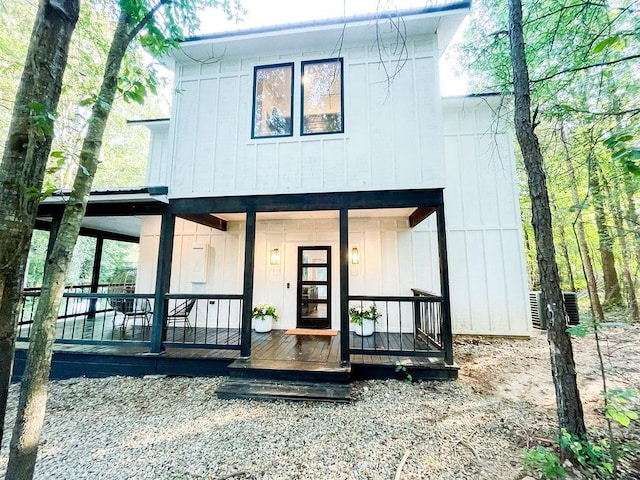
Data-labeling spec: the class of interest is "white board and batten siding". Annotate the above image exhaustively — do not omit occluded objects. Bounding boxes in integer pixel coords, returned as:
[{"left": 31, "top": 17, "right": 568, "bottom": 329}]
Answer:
[
  {"left": 136, "top": 215, "right": 439, "bottom": 333},
  {"left": 438, "top": 96, "right": 531, "bottom": 336},
  {"left": 159, "top": 35, "right": 445, "bottom": 198}
]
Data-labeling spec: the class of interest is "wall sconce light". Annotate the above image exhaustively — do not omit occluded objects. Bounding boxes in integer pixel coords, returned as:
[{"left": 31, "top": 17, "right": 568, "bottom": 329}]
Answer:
[
  {"left": 270, "top": 248, "right": 280, "bottom": 265},
  {"left": 351, "top": 247, "right": 360, "bottom": 264}
]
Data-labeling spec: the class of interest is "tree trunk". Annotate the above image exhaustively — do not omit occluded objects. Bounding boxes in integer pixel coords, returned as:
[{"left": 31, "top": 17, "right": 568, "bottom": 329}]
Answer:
[
  {"left": 557, "top": 217, "right": 576, "bottom": 292},
  {"left": 610, "top": 181, "right": 639, "bottom": 323},
  {"left": 590, "top": 162, "right": 623, "bottom": 309},
  {"left": 5, "top": 9, "right": 148, "bottom": 477},
  {"left": 624, "top": 181, "right": 640, "bottom": 287},
  {"left": 0, "top": 0, "right": 79, "bottom": 450},
  {"left": 561, "top": 129, "right": 604, "bottom": 322},
  {"left": 508, "top": 0, "right": 586, "bottom": 438}
]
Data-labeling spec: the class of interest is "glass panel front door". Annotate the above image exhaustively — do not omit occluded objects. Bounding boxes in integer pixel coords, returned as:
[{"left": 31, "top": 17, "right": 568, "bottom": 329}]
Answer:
[{"left": 297, "top": 246, "right": 331, "bottom": 329}]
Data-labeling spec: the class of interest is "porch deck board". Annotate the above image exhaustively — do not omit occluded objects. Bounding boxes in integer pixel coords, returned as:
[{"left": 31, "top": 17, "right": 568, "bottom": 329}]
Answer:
[{"left": 15, "top": 326, "right": 453, "bottom": 381}]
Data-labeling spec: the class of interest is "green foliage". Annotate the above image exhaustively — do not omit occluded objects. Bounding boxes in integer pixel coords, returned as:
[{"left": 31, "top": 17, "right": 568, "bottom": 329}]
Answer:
[
  {"left": 458, "top": 0, "right": 640, "bottom": 303},
  {"left": 28, "top": 101, "right": 57, "bottom": 138},
  {"left": 560, "top": 430, "right": 613, "bottom": 477},
  {"left": 394, "top": 362, "right": 413, "bottom": 383},
  {"left": 602, "top": 388, "right": 639, "bottom": 427},
  {"left": 567, "top": 318, "right": 631, "bottom": 338},
  {"left": 522, "top": 446, "right": 567, "bottom": 479},
  {"left": 603, "top": 132, "right": 640, "bottom": 176},
  {"left": 349, "top": 303, "right": 382, "bottom": 326},
  {"left": 251, "top": 303, "right": 279, "bottom": 322}
]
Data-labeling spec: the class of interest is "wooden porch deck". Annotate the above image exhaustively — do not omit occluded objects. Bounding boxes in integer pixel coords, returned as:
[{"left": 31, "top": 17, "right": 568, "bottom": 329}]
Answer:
[{"left": 14, "top": 327, "right": 457, "bottom": 381}]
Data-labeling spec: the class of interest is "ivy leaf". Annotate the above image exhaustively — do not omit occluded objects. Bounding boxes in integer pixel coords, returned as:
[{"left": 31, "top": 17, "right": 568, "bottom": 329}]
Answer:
[
  {"left": 592, "top": 35, "right": 621, "bottom": 54},
  {"left": 567, "top": 324, "right": 589, "bottom": 337}
]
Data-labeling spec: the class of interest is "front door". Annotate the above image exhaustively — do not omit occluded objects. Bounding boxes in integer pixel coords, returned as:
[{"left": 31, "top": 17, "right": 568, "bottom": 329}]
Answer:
[{"left": 296, "top": 246, "right": 331, "bottom": 329}]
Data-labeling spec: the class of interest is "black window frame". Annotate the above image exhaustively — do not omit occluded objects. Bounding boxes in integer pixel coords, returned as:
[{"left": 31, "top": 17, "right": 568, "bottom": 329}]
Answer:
[
  {"left": 300, "top": 58, "right": 344, "bottom": 136},
  {"left": 251, "top": 62, "right": 295, "bottom": 139}
]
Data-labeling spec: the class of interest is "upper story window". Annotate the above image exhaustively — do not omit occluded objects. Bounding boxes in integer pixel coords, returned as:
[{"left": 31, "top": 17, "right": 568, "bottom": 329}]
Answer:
[
  {"left": 252, "top": 62, "right": 294, "bottom": 138},
  {"left": 301, "top": 58, "right": 344, "bottom": 135}
]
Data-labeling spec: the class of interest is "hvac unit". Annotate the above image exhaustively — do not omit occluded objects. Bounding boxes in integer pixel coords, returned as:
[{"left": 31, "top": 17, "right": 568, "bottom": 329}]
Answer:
[{"left": 529, "top": 291, "right": 580, "bottom": 329}]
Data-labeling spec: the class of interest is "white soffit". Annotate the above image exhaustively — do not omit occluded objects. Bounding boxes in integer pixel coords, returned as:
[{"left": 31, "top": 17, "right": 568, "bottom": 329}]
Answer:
[{"left": 81, "top": 216, "right": 144, "bottom": 238}]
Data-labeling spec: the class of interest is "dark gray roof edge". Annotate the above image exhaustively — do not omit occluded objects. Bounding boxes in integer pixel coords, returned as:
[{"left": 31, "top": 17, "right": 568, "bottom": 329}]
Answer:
[
  {"left": 443, "top": 92, "right": 505, "bottom": 99},
  {"left": 184, "top": 2, "right": 471, "bottom": 43},
  {"left": 127, "top": 118, "right": 170, "bottom": 125},
  {"left": 50, "top": 186, "right": 169, "bottom": 197}
]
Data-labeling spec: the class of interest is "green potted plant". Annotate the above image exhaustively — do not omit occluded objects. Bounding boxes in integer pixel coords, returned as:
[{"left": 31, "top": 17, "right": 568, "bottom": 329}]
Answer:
[
  {"left": 349, "top": 303, "right": 381, "bottom": 336},
  {"left": 252, "top": 303, "right": 279, "bottom": 333}
]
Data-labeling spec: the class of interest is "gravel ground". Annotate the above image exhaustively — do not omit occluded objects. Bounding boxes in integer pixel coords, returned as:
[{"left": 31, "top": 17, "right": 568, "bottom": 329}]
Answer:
[
  {"left": 0, "top": 377, "right": 548, "bottom": 479},
  {"left": 1, "top": 326, "right": 638, "bottom": 479}
]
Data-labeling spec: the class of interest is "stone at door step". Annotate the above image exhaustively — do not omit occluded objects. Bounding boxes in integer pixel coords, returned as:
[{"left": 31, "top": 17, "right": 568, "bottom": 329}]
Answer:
[{"left": 216, "top": 378, "right": 352, "bottom": 403}]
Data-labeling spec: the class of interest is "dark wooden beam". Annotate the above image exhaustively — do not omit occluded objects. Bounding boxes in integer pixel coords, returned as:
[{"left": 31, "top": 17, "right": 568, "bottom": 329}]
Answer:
[
  {"left": 240, "top": 210, "right": 257, "bottom": 358},
  {"left": 45, "top": 214, "right": 62, "bottom": 260},
  {"left": 409, "top": 206, "right": 437, "bottom": 228},
  {"left": 339, "top": 208, "right": 350, "bottom": 365},
  {"left": 169, "top": 188, "right": 445, "bottom": 215},
  {"left": 87, "top": 237, "right": 104, "bottom": 319},
  {"left": 179, "top": 213, "right": 227, "bottom": 231},
  {"left": 37, "top": 201, "right": 167, "bottom": 218},
  {"left": 150, "top": 213, "right": 175, "bottom": 354},
  {"left": 436, "top": 204, "right": 453, "bottom": 365}
]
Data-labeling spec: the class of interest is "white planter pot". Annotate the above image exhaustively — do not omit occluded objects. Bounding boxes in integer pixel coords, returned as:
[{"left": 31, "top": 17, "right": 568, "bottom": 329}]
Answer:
[
  {"left": 353, "top": 319, "right": 375, "bottom": 336},
  {"left": 254, "top": 315, "right": 273, "bottom": 333}
]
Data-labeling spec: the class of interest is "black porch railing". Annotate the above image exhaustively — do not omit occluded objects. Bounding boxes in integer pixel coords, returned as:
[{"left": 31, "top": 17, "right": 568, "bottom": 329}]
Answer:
[
  {"left": 162, "top": 294, "right": 243, "bottom": 350},
  {"left": 18, "top": 288, "right": 243, "bottom": 351},
  {"left": 348, "top": 288, "right": 447, "bottom": 359},
  {"left": 18, "top": 290, "right": 154, "bottom": 346}
]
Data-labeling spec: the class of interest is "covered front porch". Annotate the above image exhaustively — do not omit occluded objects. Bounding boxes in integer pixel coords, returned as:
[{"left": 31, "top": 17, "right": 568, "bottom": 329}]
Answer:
[{"left": 18, "top": 188, "right": 456, "bottom": 382}]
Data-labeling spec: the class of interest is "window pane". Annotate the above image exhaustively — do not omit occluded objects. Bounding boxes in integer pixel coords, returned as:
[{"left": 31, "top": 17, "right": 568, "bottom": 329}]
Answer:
[
  {"left": 253, "top": 64, "right": 293, "bottom": 138},
  {"left": 302, "top": 59, "right": 343, "bottom": 135},
  {"left": 301, "top": 249, "right": 328, "bottom": 264},
  {"left": 301, "top": 267, "right": 328, "bottom": 283}
]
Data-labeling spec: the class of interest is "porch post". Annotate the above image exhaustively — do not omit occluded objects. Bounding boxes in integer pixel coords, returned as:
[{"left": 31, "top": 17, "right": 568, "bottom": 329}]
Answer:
[
  {"left": 150, "top": 212, "right": 175, "bottom": 353},
  {"left": 46, "top": 214, "right": 62, "bottom": 260},
  {"left": 436, "top": 202, "right": 454, "bottom": 365},
  {"left": 240, "top": 210, "right": 256, "bottom": 358},
  {"left": 339, "top": 208, "right": 350, "bottom": 365},
  {"left": 87, "top": 236, "right": 104, "bottom": 319}
]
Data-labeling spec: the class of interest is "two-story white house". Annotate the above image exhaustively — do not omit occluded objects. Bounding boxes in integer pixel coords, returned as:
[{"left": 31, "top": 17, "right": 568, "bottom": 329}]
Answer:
[{"left": 23, "top": 2, "right": 530, "bottom": 389}]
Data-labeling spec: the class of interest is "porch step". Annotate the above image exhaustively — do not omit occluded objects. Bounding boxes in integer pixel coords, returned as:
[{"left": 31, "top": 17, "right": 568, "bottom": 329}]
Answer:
[
  {"left": 227, "top": 358, "right": 351, "bottom": 383},
  {"left": 216, "top": 378, "right": 352, "bottom": 403}
]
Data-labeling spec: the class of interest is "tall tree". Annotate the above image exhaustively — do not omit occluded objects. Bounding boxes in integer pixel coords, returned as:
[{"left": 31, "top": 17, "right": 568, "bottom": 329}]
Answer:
[
  {"left": 5, "top": 1, "right": 236, "bottom": 476},
  {"left": 0, "top": 0, "right": 80, "bottom": 449},
  {"left": 590, "top": 160, "right": 623, "bottom": 308},
  {"left": 508, "top": 0, "right": 586, "bottom": 438},
  {"left": 559, "top": 122, "right": 605, "bottom": 321},
  {"left": 459, "top": 0, "right": 639, "bottom": 328}
]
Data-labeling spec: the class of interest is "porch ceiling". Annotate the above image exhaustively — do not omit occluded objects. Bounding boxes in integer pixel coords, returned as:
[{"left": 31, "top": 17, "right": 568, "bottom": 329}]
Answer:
[{"left": 36, "top": 215, "right": 144, "bottom": 242}]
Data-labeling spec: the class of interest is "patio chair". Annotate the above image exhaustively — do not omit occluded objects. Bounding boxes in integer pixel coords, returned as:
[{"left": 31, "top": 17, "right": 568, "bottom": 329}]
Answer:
[
  {"left": 110, "top": 297, "right": 153, "bottom": 329},
  {"left": 166, "top": 298, "right": 196, "bottom": 329}
]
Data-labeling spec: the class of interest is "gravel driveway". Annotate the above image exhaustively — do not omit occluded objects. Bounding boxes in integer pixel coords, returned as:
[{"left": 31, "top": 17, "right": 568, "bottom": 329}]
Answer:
[
  {"left": 2, "top": 326, "right": 638, "bottom": 479},
  {"left": 0, "top": 375, "right": 547, "bottom": 479}
]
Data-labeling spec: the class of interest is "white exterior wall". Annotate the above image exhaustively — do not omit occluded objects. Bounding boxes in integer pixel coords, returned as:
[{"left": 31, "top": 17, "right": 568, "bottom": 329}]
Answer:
[
  {"left": 161, "top": 35, "right": 444, "bottom": 198},
  {"left": 145, "top": 122, "right": 170, "bottom": 187},
  {"left": 137, "top": 216, "right": 245, "bottom": 328},
  {"left": 136, "top": 215, "right": 432, "bottom": 333},
  {"left": 136, "top": 100, "right": 531, "bottom": 336},
  {"left": 439, "top": 97, "right": 530, "bottom": 336}
]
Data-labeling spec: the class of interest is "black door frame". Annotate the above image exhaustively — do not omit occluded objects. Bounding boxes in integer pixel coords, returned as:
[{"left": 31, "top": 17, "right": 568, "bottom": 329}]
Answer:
[{"left": 296, "top": 246, "right": 331, "bottom": 329}]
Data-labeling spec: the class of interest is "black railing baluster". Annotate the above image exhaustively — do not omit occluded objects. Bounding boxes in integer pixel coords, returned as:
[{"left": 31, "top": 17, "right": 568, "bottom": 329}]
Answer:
[
  {"left": 346, "top": 292, "right": 447, "bottom": 359},
  {"left": 385, "top": 301, "right": 390, "bottom": 352},
  {"left": 398, "top": 301, "right": 403, "bottom": 351}
]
